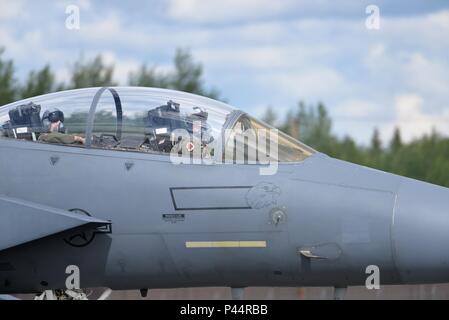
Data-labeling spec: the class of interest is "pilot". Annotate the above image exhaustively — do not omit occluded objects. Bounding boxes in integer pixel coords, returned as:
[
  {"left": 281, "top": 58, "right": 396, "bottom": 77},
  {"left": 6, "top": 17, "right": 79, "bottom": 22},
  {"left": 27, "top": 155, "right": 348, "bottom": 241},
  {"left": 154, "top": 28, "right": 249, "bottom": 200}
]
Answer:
[
  {"left": 170, "top": 107, "right": 214, "bottom": 159},
  {"left": 38, "top": 108, "right": 86, "bottom": 145}
]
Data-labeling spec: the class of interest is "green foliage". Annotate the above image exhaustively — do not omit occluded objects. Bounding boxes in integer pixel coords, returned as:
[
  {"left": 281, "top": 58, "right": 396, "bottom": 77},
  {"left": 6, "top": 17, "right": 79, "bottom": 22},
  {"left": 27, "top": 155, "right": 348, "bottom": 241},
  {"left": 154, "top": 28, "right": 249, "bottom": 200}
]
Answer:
[
  {"left": 69, "top": 55, "right": 117, "bottom": 89},
  {"left": 129, "top": 65, "right": 169, "bottom": 88},
  {"left": 0, "top": 48, "right": 17, "bottom": 105},
  {"left": 172, "top": 48, "right": 204, "bottom": 94},
  {"left": 261, "top": 106, "right": 278, "bottom": 126},
  {"left": 263, "top": 104, "right": 449, "bottom": 187},
  {"left": 390, "top": 127, "right": 402, "bottom": 153},
  {"left": 280, "top": 101, "right": 338, "bottom": 155},
  {"left": 20, "top": 65, "right": 58, "bottom": 99},
  {"left": 129, "top": 48, "right": 221, "bottom": 100},
  {"left": 370, "top": 128, "right": 382, "bottom": 153}
]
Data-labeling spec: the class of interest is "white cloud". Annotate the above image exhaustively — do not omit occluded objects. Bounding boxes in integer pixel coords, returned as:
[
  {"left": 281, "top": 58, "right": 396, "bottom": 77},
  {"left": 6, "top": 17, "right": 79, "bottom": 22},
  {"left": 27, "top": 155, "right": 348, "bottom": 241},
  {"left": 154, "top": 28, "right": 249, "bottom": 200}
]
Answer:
[
  {"left": 402, "top": 53, "right": 449, "bottom": 98},
  {"left": 381, "top": 94, "right": 449, "bottom": 142},
  {"left": 54, "top": 67, "right": 71, "bottom": 84},
  {"left": 333, "top": 99, "right": 382, "bottom": 119},
  {"left": 429, "top": 9, "right": 449, "bottom": 29},
  {"left": 0, "top": 26, "right": 65, "bottom": 66},
  {"left": 167, "top": 0, "right": 297, "bottom": 24},
  {"left": 78, "top": 0, "right": 91, "bottom": 10},
  {"left": 166, "top": 0, "right": 367, "bottom": 25},
  {"left": 55, "top": 0, "right": 91, "bottom": 11},
  {"left": 0, "top": 0, "right": 23, "bottom": 20},
  {"left": 76, "top": 11, "right": 155, "bottom": 49},
  {"left": 197, "top": 44, "right": 337, "bottom": 73},
  {"left": 381, "top": 10, "right": 449, "bottom": 53},
  {"left": 100, "top": 51, "right": 141, "bottom": 85},
  {"left": 257, "top": 68, "right": 345, "bottom": 100}
]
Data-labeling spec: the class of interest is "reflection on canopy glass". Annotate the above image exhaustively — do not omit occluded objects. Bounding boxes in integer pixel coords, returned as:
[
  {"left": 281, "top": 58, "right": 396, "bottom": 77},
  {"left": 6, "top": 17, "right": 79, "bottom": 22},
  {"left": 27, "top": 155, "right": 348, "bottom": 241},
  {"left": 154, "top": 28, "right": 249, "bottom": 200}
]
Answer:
[{"left": 0, "top": 87, "right": 314, "bottom": 163}]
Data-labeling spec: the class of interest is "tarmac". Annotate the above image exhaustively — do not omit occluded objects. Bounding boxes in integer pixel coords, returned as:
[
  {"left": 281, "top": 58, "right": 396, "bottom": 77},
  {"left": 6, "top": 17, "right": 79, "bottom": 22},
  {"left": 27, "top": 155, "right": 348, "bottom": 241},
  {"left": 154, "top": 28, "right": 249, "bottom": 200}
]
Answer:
[{"left": 13, "top": 284, "right": 449, "bottom": 300}]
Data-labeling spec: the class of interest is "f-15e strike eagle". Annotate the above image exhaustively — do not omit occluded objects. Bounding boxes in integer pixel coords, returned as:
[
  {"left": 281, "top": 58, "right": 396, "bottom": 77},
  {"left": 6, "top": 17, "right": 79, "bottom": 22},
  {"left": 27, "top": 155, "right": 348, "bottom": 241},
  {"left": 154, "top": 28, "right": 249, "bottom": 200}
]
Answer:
[{"left": 0, "top": 87, "right": 448, "bottom": 300}]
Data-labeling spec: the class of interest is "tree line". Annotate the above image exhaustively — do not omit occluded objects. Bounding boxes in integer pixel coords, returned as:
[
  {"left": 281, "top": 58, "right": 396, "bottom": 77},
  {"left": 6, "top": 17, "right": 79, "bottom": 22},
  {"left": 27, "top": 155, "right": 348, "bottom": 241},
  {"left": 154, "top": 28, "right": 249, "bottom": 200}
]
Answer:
[
  {"left": 1, "top": 47, "right": 448, "bottom": 187},
  {"left": 0, "top": 47, "right": 220, "bottom": 106},
  {"left": 262, "top": 103, "right": 449, "bottom": 187}
]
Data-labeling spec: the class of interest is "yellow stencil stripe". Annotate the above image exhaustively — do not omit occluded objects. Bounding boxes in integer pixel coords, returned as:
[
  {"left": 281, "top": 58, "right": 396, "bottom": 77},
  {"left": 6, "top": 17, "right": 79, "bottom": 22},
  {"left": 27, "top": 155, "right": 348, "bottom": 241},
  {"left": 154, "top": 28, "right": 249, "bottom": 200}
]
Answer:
[{"left": 186, "top": 241, "right": 267, "bottom": 248}]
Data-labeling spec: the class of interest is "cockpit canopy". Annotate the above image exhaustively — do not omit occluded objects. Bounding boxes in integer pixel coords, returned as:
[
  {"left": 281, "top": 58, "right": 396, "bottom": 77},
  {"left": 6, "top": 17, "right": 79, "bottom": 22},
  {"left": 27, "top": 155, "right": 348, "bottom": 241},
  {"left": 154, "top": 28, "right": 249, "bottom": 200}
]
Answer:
[{"left": 0, "top": 87, "right": 314, "bottom": 163}]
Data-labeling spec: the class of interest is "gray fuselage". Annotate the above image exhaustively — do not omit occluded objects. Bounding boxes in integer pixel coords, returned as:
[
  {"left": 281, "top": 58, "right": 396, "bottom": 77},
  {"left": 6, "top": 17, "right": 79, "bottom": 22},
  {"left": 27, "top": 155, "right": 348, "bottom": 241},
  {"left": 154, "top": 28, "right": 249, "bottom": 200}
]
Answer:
[{"left": 1, "top": 137, "right": 448, "bottom": 294}]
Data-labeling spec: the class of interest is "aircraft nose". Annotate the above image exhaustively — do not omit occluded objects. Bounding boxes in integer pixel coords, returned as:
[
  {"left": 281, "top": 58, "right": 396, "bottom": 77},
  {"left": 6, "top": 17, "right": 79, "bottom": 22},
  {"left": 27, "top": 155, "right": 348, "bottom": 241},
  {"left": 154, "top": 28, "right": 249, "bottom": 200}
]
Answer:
[{"left": 393, "top": 178, "right": 449, "bottom": 284}]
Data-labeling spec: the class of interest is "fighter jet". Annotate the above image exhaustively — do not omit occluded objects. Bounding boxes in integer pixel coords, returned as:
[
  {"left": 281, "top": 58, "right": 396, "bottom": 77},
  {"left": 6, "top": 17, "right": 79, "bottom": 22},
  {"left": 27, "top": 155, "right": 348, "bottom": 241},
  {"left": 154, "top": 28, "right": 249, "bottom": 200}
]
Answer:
[{"left": 0, "top": 87, "right": 448, "bottom": 300}]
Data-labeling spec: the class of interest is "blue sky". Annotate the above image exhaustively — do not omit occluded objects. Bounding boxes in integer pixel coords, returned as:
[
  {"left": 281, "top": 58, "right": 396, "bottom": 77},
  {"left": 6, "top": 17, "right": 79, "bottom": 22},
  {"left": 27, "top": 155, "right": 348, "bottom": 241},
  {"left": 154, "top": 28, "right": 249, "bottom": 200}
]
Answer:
[{"left": 1, "top": 0, "right": 449, "bottom": 144}]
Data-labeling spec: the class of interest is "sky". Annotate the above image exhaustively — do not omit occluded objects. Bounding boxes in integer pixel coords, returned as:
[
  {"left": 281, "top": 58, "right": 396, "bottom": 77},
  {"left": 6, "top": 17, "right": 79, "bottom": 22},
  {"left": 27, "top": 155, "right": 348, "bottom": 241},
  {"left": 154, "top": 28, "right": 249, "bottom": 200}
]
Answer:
[{"left": 1, "top": 0, "right": 449, "bottom": 144}]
